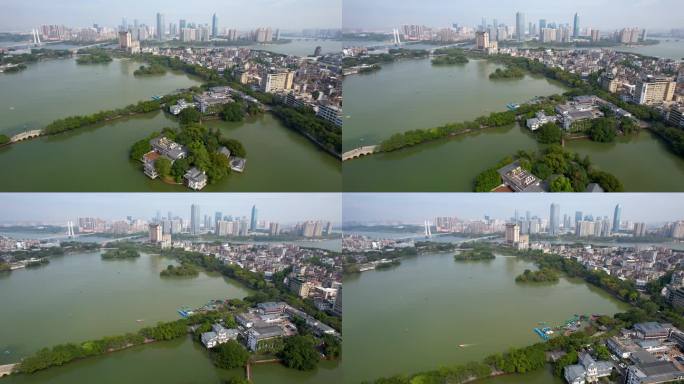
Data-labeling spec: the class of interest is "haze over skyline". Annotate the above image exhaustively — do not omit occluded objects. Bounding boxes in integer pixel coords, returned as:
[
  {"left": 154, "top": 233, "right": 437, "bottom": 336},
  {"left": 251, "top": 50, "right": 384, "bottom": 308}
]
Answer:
[
  {"left": 0, "top": 193, "right": 341, "bottom": 224},
  {"left": 343, "top": 0, "right": 683, "bottom": 31},
  {"left": 342, "top": 194, "right": 684, "bottom": 224},
  {"left": 0, "top": 0, "right": 341, "bottom": 32}
]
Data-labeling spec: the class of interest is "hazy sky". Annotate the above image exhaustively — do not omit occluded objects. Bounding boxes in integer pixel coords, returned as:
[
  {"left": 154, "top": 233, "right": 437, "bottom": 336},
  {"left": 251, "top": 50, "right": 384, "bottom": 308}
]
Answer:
[
  {"left": 343, "top": 0, "right": 683, "bottom": 31},
  {"left": 0, "top": 0, "right": 341, "bottom": 31},
  {"left": 0, "top": 193, "right": 341, "bottom": 224},
  {"left": 342, "top": 194, "right": 684, "bottom": 224}
]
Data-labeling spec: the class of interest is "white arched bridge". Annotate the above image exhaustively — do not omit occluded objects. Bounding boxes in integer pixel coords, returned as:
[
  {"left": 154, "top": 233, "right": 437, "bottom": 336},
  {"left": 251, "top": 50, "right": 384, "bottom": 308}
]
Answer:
[{"left": 342, "top": 145, "right": 377, "bottom": 161}]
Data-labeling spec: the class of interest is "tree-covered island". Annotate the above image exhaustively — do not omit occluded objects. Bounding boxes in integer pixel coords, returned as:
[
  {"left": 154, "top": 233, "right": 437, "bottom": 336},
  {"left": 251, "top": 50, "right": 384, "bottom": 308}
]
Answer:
[{"left": 454, "top": 249, "right": 496, "bottom": 261}]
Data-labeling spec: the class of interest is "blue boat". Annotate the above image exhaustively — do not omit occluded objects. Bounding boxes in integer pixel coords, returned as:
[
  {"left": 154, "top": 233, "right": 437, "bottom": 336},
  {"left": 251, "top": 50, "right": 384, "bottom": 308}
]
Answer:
[
  {"left": 151, "top": 95, "right": 162, "bottom": 101},
  {"left": 506, "top": 103, "right": 520, "bottom": 111},
  {"left": 177, "top": 306, "right": 194, "bottom": 318},
  {"left": 533, "top": 327, "right": 550, "bottom": 340}
]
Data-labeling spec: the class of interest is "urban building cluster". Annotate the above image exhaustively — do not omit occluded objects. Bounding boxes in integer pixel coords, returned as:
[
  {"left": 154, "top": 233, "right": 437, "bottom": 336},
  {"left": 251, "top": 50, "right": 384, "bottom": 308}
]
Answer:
[
  {"left": 506, "top": 48, "right": 682, "bottom": 109},
  {"left": 525, "top": 241, "right": 684, "bottom": 288},
  {"left": 160, "top": 239, "right": 342, "bottom": 316},
  {"left": 146, "top": 204, "right": 334, "bottom": 242},
  {"left": 366, "top": 11, "right": 652, "bottom": 48},
  {"left": 117, "top": 12, "right": 283, "bottom": 45},
  {"left": 31, "top": 24, "right": 118, "bottom": 43},
  {"left": 342, "top": 233, "right": 415, "bottom": 253},
  {"left": 126, "top": 45, "right": 343, "bottom": 126},
  {"left": 199, "top": 301, "right": 338, "bottom": 353},
  {"left": 593, "top": 322, "right": 684, "bottom": 384}
]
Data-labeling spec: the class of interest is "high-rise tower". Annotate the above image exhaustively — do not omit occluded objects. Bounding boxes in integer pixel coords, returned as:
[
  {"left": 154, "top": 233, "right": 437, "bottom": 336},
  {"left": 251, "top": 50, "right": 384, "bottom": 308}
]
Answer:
[
  {"left": 211, "top": 13, "right": 219, "bottom": 37},
  {"left": 613, "top": 204, "right": 622, "bottom": 233},
  {"left": 191, "top": 204, "right": 200, "bottom": 235},
  {"left": 516, "top": 12, "right": 525, "bottom": 42},
  {"left": 250, "top": 205, "right": 258, "bottom": 232},
  {"left": 550, "top": 203, "right": 560, "bottom": 235},
  {"left": 156, "top": 13, "right": 165, "bottom": 41}
]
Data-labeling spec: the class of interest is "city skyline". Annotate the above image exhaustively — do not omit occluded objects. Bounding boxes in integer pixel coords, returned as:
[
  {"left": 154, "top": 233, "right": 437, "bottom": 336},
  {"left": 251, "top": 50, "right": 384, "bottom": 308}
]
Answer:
[
  {"left": 0, "top": 0, "right": 341, "bottom": 31},
  {"left": 342, "top": 0, "right": 683, "bottom": 31},
  {"left": 0, "top": 193, "right": 341, "bottom": 224},
  {"left": 342, "top": 193, "right": 684, "bottom": 224}
]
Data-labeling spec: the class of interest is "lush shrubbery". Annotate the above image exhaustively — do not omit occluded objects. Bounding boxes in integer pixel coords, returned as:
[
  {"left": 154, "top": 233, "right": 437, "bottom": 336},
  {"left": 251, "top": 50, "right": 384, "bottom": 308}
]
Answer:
[
  {"left": 160, "top": 264, "right": 199, "bottom": 277},
  {"left": 18, "top": 320, "right": 187, "bottom": 373},
  {"left": 42, "top": 98, "right": 164, "bottom": 135},
  {"left": 454, "top": 249, "right": 495, "bottom": 261},
  {"left": 380, "top": 110, "right": 516, "bottom": 152},
  {"left": 549, "top": 175, "right": 574, "bottom": 192},
  {"left": 650, "top": 123, "right": 684, "bottom": 157},
  {"left": 475, "top": 146, "right": 623, "bottom": 192},
  {"left": 489, "top": 66, "right": 525, "bottom": 79},
  {"left": 76, "top": 49, "right": 112, "bottom": 65},
  {"left": 536, "top": 122, "right": 562, "bottom": 144},
  {"left": 134, "top": 64, "right": 166, "bottom": 76},
  {"left": 0, "top": 134, "right": 10, "bottom": 145},
  {"left": 221, "top": 102, "right": 245, "bottom": 122},
  {"left": 271, "top": 106, "right": 341, "bottom": 155},
  {"left": 432, "top": 48, "right": 469, "bottom": 65},
  {"left": 515, "top": 268, "right": 559, "bottom": 283},
  {"left": 1, "top": 49, "right": 71, "bottom": 68},
  {"left": 588, "top": 118, "right": 618, "bottom": 142},
  {"left": 280, "top": 335, "right": 320, "bottom": 371},
  {"left": 101, "top": 246, "right": 140, "bottom": 260},
  {"left": 210, "top": 340, "right": 250, "bottom": 369}
]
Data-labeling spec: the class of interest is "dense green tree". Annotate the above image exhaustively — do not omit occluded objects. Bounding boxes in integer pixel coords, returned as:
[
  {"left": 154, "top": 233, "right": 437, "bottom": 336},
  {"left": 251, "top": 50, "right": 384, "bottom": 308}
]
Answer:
[
  {"left": 322, "top": 334, "right": 341, "bottom": 359},
  {"left": 532, "top": 162, "right": 553, "bottom": 180},
  {"left": 589, "top": 170, "right": 624, "bottom": 192},
  {"left": 536, "top": 122, "right": 562, "bottom": 144},
  {"left": 187, "top": 141, "right": 211, "bottom": 171},
  {"left": 134, "top": 64, "right": 166, "bottom": 76},
  {"left": 170, "top": 158, "right": 191, "bottom": 183},
  {"left": 154, "top": 157, "right": 172, "bottom": 179},
  {"left": 588, "top": 118, "right": 618, "bottom": 142},
  {"left": 0, "top": 134, "right": 10, "bottom": 145},
  {"left": 210, "top": 341, "right": 250, "bottom": 369},
  {"left": 129, "top": 138, "right": 151, "bottom": 161},
  {"left": 280, "top": 335, "right": 320, "bottom": 371},
  {"left": 553, "top": 350, "right": 578, "bottom": 377},
  {"left": 271, "top": 106, "right": 341, "bottom": 155},
  {"left": 549, "top": 176, "right": 574, "bottom": 192},
  {"left": 220, "top": 138, "right": 247, "bottom": 158},
  {"left": 221, "top": 103, "right": 244, "bottom": 122},
  {"left": 206, "top": 152, "right": 230, "bottom": 183},
  {"left": 474, "top": 168, "right": 502, "bottom": 192},
  {"left": 620, "top": 117, "right": 639, "bottom": 134},
  {"left": 489, "top": 66, "right": 525, "bottom": 79},
  {"left": 179, "top": 107, "right": 201, "bottom": 124},
  {"left": 516, "top": 268, "right": 560, "bottom": 282},
  {"left": 595, "top": 345, "right": 611, "bottom": 361}
]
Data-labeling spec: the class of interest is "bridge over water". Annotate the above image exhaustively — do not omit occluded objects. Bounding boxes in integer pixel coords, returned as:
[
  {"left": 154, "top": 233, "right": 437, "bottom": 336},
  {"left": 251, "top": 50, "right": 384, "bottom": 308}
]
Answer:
[
  {"left": 10, "top": 129, "right": 42, "bottom": 143},
  {"left": 0, "top": 364, "right": 17, "bottom": 378},
  {"left": 342, "top": 145, "right": 377, "bottom": 161}
]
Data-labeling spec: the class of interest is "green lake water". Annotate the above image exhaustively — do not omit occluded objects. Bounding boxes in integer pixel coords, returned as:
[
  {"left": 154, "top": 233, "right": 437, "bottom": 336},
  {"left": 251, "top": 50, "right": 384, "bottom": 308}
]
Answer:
[{"left": 341, "top": 252, "right": 629, "bottom": 383}]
